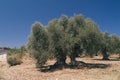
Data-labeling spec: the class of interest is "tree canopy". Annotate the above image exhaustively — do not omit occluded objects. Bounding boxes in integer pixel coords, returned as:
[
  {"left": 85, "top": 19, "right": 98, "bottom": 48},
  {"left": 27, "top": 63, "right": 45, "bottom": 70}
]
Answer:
[{"left": 27, "top": 14, "right": 120, "bottom": 69}]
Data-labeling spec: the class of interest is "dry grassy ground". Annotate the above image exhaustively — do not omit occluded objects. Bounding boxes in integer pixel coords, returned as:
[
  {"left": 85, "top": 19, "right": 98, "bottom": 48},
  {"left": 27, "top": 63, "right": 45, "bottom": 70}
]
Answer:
[{"left": 0, "top": 54, "right": 120, "bottom": 80}]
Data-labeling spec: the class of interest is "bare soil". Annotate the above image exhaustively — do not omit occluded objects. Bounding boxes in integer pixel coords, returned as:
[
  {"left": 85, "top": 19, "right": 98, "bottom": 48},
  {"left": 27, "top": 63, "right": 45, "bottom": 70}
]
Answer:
[{"left": 0, "top": 54, "right": 120, "bottom": 80}]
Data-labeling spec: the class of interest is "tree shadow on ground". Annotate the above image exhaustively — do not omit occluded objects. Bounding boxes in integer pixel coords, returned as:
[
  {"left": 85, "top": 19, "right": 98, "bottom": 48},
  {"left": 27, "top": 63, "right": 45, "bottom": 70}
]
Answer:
[
  {"left": 39, "top": 61, "right": 110, "bottom": 72},
  {"left": 93, "top": 58, "right": 120, "bottom": 61}
]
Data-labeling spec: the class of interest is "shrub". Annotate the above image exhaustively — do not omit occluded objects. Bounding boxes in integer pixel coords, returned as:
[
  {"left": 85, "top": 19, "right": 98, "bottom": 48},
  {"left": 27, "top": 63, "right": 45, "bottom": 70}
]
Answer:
[
  {"left": 7, "top": 55, "right": 22, "bottom": 66},
  {"left": 7, "top": 49, "right": 24, "bottom": 66}
]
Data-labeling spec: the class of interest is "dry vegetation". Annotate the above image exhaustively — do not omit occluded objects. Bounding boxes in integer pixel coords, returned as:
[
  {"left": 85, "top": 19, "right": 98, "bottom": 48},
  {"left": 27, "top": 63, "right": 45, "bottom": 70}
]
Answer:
[{"left": 0, "top": 54, "right": 120, "bottom": 80}]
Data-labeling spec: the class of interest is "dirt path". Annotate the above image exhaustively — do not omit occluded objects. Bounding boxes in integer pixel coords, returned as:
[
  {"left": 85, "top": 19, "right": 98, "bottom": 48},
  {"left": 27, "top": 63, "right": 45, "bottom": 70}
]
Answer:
[
  {"left": 0, "top": 55, "right": 120, "bottom": 80},
  {"left": 0, "top": 54, "right": 7, "bottom": 62},
  {"left": 0, "top": 54, "right": 7, "bottom": 80}
]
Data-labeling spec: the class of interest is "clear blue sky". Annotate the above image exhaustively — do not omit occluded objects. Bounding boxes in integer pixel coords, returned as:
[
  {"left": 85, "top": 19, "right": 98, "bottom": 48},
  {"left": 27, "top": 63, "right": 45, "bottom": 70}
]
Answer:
[{"left": 0, "top": 0, "right": 120, "bottom": 48}]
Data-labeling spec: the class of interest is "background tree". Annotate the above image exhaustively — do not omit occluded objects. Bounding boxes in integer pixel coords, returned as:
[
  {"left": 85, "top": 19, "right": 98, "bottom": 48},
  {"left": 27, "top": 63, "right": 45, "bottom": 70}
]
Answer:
[
  {"left": 100, "top": 32, "right": 111, "bottom": 60},
  {"left": 80, "top": 19, "right": 102, "bottom": 57},
  {"left": 109, "top": 35, "right": 120, "bottom": 57}
]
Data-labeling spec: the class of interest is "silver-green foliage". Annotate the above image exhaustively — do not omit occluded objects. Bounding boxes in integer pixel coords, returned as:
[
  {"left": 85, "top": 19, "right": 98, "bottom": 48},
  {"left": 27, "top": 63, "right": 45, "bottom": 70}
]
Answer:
[
  {"left": 27, "top": 22, "right": 49, "bottom": 67},
  {"left": 80, "top": 19, "right": 102, "bottom": 56},
  {"left": 27, "top": 14, "right": 120, "bottom": 67}
]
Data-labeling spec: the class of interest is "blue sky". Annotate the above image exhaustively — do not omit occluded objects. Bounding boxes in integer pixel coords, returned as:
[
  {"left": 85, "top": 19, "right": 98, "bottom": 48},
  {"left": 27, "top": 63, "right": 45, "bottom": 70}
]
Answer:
[{"left": 0, "top": 0, "right": 120, "bottom": 48}]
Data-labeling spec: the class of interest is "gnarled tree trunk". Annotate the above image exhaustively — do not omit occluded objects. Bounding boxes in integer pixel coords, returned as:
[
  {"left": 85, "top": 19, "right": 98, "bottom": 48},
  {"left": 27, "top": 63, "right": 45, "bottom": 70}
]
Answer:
[
  {"left": 102, "top": 47, "right": 109, "bottom": 60},
  {"left": 52, "top": 47, "right": 67, "bottom": 69},
  {"left": 55, "top": 54, "right": 66, "bottom": 67},
  {"left": 70, "top": 51, "right": 86, "bottom": 69},
  {"left": 70, "top": 52, "right": 76, "bottom": 66}
]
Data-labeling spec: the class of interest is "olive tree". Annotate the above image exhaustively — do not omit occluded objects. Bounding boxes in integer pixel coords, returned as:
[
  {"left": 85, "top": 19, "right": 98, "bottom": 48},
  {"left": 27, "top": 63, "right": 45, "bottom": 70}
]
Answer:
[
  {"left": 47, "top": 15, "right": 68, "bottom": 67},
  {"left": 109, "top": 35, "right": 120, "bottom": 57},
  {"left": 27, "top": 14, "right": 120, "bottom": 69},
  {"left": 80, "top": 19, "right": 102, "bottom": 57},
  {"left": 27, "top": 22, "right": 49, "bottom": 67},
  {"left": 66, "top": 14, "right": 86, "bottom": 65},
  {"left": 99, "top": 32, "right": 111, "bottom": 60}
]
